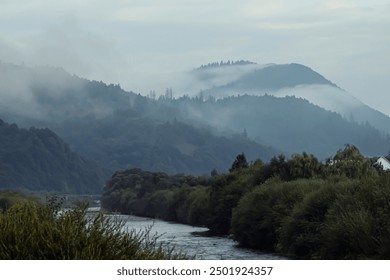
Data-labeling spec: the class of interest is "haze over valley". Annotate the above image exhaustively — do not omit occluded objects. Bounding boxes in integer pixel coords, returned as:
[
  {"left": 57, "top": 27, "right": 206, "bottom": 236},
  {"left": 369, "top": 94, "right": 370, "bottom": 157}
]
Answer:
[
  {"left": 3, "top": 1, "right": 390, "bottom": 262},
  {"left": 1, "top": 60, "right": 390, "bottom": 193}
]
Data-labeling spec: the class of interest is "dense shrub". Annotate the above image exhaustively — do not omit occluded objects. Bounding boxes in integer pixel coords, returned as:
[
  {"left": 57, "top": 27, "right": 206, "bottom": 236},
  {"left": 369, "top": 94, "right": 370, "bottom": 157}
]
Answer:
[
  {"left": 232, "top": 175, "right": 390, "bottom": 259},
  {"left": 0, "top": 190, "right": 39, "bottom": 212},
  {"left": 207, "top": 162, "right": 265, "bottom": 234},
  {"left": 319, "top": 176, "right": 390, "bottom": 259},
  {"left": 276, "top": 178, "right": 355, "bottom": 258},
  {"left": 101, "top": 145, "right": 390, "bottom": 259},
  {"left": 231, "top": 178, "right": 319, "bottom": 251},
  {"left": 129, "top": 185, "right": 210, "bottom": 226}
]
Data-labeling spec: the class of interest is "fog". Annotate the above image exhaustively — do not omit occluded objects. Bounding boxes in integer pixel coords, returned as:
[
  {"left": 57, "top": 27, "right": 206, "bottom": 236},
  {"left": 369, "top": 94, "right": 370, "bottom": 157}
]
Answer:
[
  {"left": 0, "top": 63, "right": 114, "bottom": 122},
  {"left": 272, "top": 85, "right": 363, "bottom": 116},
  {"left": 144, "top": 62, "right": 269, "bottom": 97},
  {"left": 1, "top": 60, "right": 388, "bottom": 135},
  {"left": 1, "top": 0, "right": 389, "bottom": 116}
]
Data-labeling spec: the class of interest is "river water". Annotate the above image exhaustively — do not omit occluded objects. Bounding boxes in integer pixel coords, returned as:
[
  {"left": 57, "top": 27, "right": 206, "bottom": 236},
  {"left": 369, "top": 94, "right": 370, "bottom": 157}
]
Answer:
[{"left": 112, "top": 214, "right": 286, "bottom": 260}]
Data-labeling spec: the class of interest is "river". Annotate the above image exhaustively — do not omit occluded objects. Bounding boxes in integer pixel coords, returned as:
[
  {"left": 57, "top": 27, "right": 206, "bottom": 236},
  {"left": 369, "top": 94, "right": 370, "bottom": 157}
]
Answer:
[{"left": 111, "top": 213, "right": 286, "bottom": 260}]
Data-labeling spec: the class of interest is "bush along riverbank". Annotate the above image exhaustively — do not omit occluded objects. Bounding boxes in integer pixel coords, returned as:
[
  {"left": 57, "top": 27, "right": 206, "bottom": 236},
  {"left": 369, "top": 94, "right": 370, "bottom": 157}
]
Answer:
[
  {"left": 0, "top": 193, "right": 184, "bottom": 260},
  {"left": 102, "top": 144, "right": 390, "bottom": 259}
]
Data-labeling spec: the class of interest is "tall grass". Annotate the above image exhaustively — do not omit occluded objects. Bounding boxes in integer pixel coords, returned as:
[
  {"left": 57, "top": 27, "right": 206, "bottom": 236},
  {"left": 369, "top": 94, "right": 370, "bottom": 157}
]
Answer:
[{"left": 0, "top": 197, "right": 185, "bottom": 260}]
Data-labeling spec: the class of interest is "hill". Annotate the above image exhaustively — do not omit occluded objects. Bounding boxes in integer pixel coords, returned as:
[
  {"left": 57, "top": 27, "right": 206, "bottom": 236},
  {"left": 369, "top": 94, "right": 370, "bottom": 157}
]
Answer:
[
  {"left": 54, "top": 113, "right": 276, "bottom": 175},
  {"left": 0, "top": 63, "right": 275, "bottom": 175},
  {"left": 190, "top": 62, "right": 390, "bottom": 134},
  {"left": 0, "top": 119, "right": 107, "bottom": 194},
  {"left": 161, "top": 95, "right": 390, "bottom": 159},
  {"left": 200, "top": 63, "right": 338, "bottom": 94},
  {"left": 1, "top": 61, "right": 389, "bottom": 177}
]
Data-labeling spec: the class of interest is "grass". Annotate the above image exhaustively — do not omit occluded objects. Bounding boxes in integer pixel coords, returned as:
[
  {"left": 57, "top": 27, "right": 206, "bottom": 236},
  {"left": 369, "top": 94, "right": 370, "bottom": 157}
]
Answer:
[{"left": 0, "top": 196, "right": 185, "bottom": 260}]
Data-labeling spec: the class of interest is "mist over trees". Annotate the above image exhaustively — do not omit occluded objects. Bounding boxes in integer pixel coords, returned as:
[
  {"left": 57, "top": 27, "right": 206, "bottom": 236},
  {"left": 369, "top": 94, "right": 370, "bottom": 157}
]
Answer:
[
  {"left": 160, "top": 94, "right": 390, "bottom": 159},
  {"left": 197, "top": 60, "right": 256, "bottom": 69},
  {"left": 1, "top": 61, "right": 390, "bottom": 192}
]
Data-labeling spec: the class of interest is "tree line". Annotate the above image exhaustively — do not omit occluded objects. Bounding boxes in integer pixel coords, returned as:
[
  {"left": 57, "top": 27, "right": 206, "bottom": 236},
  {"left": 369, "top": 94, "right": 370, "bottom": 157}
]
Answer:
[{"left": 102, "top": 145, "right": 390, "bottom": 259}]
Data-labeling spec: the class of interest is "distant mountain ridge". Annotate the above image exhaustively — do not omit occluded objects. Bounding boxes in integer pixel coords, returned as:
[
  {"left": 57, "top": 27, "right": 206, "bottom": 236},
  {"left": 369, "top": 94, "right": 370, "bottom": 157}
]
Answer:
[
  {"left": 201, "top": 63, "right": 339, "bottom": 93},
  {"left": 159, "top": 94, "right": 390, "bottom": 159},
  {"left": 1, "top": 61, "right": 390, "bottom": 184},
  {"left": 190, "top": 62, "right": 390, "bottom": 134},
  {"left": 0, "top": 62, "right": 276, "bottom": 176}
]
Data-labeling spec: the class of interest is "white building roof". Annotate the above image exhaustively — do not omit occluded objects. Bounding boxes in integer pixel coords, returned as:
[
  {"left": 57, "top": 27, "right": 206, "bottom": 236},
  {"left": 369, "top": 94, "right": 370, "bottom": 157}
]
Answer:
[{"left": 376, "top": 156, "right": 390, "bottom": 171}]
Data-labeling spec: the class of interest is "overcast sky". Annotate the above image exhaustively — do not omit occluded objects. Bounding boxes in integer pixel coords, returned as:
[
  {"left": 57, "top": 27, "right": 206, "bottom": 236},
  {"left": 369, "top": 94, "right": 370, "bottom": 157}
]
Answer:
[{"left": 1, "top": 0, "right": 389, "bottom": 115}]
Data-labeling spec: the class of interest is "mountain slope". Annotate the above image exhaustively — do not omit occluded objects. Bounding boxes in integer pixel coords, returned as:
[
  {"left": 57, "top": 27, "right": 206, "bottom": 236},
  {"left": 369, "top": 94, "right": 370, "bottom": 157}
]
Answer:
[
  {"left": 161, "top": 95, "right": 390, "bottom": 159},
  {"left": 0, "top": 63, "right": 276, "bottom": 175},
  {"left": 0, "top": 119, "right": 107, "bottom": 194},
  {"left": 1, "top": 62, "right": 389, "bottom": 177},
  {"left": 191, "top": 62, "right": 390, "bottom": 134},
  {"left": 201, "top": 63, "right": 338, "bottom": 94},
  {"left": 55, "top": 113, "right": 276, "bottom": 175}
]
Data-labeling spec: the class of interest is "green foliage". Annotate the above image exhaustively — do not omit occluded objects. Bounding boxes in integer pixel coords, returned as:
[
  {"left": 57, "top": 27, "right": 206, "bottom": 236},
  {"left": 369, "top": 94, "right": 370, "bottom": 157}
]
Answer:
[
  {"left": 0, "top": 190, "right": 39, "bottom": 212},
  {"left": 231, "top": 179, "right": 319, "bottom": 251},
  {"left": 131, "top": 186, "right": 211, "bottom": 226},
  {"left": 229, "top": 153, "right": 248, "bottom": 172},
  {"left": 319, "top": 175, "right": 390, "bottom": 259},
  {"left": 185, "top": 186, "right": 211, "bottom": 225},
  {"left": 102, "top": 169, "right": 212, "bottom": 226},
  {"left": 102, "top": 147, "right": 390, "bottom": 259},
  {"left": 207, "top": 165, "right": 260, "bottom": 234},
  {"left": 232, "top": 174, "right": 390, "bottom": 259},
  {"left": 276, "top": 178, "right": 353, "bottom": 258},
  {"left": 0, "top": 198, "right": 184, "bottom": 260},
  {"left": 287, "top": 152, "right": 323, "bottom": 179},
  {"left": 325, "top": 144, "right": 378, "bottom": 179}
]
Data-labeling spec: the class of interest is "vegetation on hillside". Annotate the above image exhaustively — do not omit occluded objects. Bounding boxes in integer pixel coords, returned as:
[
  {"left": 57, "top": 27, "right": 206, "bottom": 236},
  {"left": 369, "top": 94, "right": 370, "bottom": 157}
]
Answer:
[
  {"left": 162, "top": 94, "right": 390, "bottom": 159},
  {"left": 0, "top": 119, "right": 107, "bottom": 194},
  {"left": 58, "top": 115, "right": 275, "bottom": 175},
  {"left": 3, "top": 63, "right": 390, "bottom": 177}
]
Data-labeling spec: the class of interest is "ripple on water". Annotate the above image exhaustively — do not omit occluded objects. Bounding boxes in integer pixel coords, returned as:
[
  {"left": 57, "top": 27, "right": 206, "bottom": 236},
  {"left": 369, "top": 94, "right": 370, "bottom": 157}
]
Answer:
[{"left": 113, "top": 214, "right": 286, "bottom": 260}]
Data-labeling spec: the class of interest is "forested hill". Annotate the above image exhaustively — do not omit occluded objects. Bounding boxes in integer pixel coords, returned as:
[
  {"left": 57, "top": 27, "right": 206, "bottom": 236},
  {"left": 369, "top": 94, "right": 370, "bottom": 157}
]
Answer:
[
  {"left": 190, "top": 62, "right": 390, "bottom": 135},
  {"left": 200, "top": 63, "right": 338, "bottom": 93},
  {"left": 0, "top": 119, "right": 107, "bottom": 194},
  {"left": 160, "top": 95, "right": 390, "bottom": 159},
  {"left": 55, "top": 114, "right": 276, "bottom": 175},
  {"left": 0, "top": 63, "right": 277, "bottom": 176},
  {"left": 1, "top": 62, "right": 390, "bottom": 177}
]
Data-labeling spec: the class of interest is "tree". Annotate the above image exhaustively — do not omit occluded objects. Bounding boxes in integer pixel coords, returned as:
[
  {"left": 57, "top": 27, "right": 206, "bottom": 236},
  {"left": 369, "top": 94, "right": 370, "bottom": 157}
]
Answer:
[
  {"left": 326, "top": 144, "right": 377, "bottom": 179},
  {"left": 287, "top": 152, "right": 322, "bottom": 179},
  {"left": 230, "top": 153, "right": 248, "bottom": 172},
  {"left": 211, "top": 168, "right": 218, "bottom": 177}
]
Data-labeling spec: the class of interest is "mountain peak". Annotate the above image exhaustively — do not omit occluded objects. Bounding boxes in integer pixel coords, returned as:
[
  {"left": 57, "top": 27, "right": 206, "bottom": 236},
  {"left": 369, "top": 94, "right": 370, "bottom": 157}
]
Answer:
[{"left": 248, "top": 63, "right": 339, "bottom": 89}]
